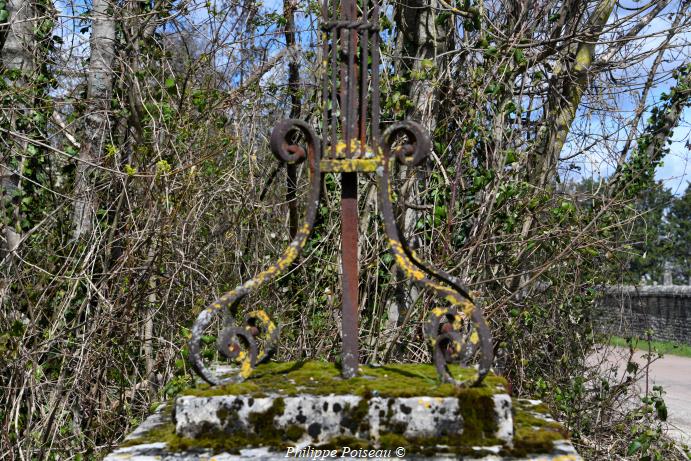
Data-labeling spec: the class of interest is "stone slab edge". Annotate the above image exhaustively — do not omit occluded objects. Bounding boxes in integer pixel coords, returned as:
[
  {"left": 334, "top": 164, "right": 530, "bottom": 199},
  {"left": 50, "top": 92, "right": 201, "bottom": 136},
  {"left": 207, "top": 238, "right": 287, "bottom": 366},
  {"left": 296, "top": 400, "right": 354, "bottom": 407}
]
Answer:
[
  {"left": 104, "top": 400, "right": 583, "bottom": 461},
  {"left": 175, "top": 394, "right": 514, "bottom": 444}
]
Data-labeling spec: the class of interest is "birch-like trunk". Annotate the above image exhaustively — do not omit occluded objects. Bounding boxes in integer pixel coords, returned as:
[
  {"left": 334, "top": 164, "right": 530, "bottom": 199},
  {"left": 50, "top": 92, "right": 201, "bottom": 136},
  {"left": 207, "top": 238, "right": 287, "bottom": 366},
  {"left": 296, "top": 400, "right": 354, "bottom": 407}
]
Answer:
[
  {"left": 395, "top": 0, "right": 451, "bottom": 128},
  {"left": 0, "top": 0, "right": 33, "bottom": 322},
  {"left": 1, "top": 0, "right": 34, "bottom": 256},
  {"left": 533, "top": 0, "right": 617, "bottom": 188},
  {"left": 71, "top": 0, "right": 115, "bottom": 239}
]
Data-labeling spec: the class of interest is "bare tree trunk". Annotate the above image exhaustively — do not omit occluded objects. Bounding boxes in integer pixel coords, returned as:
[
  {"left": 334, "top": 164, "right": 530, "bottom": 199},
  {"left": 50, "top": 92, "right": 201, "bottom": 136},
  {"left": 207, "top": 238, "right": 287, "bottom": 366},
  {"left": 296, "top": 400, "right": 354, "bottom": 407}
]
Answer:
[
  {"left": 395, "top": 0, "right": 452, "bottom": 128},
  {"left": 72, "top": 0, "right": 115, "bottom": 239},
  {"left": 533, "top": 0, "right": 616, "bottom": 188},
  {"left": 1, "top": 0, "right": 34, "bottom": 312},
  {"left": 1, "top": 0, "right": 34, "bottom": 256}
]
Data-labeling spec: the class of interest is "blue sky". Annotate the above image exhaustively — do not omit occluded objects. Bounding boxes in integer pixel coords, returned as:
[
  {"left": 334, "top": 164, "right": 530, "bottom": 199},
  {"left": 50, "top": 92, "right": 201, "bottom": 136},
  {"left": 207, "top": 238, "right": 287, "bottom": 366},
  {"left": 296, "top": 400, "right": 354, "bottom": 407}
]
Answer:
[{"left": 559, "top": 0, "right": 690, "bottom": 195}]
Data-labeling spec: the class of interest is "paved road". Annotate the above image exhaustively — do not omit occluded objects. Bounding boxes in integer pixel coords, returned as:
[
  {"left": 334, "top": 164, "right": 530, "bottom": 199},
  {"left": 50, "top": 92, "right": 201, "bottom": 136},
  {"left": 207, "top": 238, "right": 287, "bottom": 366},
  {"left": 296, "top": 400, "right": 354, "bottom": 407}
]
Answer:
[{"left": 591, "top": 346, "right": 691, "bottom": 444}]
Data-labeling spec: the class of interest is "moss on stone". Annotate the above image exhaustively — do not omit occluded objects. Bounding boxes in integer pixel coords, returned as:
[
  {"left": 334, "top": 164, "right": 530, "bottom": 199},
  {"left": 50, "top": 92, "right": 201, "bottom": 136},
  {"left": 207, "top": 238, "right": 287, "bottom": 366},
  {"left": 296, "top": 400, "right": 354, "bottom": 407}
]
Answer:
[
  {"left": 183, "top": 361, "right": 508, "bottom": 398},
  {"left": 510, "top": 399, "right": 568, "bottom": 457},
  {"left": 340, "top": 398, "right": 370, "bottom": 434},
  {"left": 121, "top": 416, "right": 296, "bottom": 454},
  {"left": 457, "top": 388, "right": 499, "bottom": 444},
  {"left": 312, "top": 435, "right": 369, "bottom": 451},
  {"left": 249, "top": 397, "right": 285, "bottom": 434},
  {"left": 378, "top": 433, "right": 409, "bottom": 450},
  {"left": 121, "top": 408, "right": 566, "bottom": 459},
  {"left": 119, "top": 362, "right": 571, "bottom": 458},
  {"left": 284, "top": 424, "right": 305, "bottom": 441}
]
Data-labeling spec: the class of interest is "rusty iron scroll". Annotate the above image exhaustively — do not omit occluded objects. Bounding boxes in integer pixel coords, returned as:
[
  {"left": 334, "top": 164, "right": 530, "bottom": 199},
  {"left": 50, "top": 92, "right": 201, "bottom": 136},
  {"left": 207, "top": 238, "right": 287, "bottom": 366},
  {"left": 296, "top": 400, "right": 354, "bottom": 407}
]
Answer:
[{"left": 189, "top": 0, "right": 493, "bottom": 386}]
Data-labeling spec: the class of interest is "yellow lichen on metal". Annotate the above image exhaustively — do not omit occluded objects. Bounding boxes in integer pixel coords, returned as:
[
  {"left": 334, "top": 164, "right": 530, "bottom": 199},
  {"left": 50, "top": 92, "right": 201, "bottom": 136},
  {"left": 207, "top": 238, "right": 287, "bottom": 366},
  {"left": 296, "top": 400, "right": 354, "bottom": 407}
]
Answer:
[
  {"left": 387, "top": 239, "right": 426, "bottom": 280},
  {"left": 239, "top": 357, "right": 253, "bottom": 378},
  {"left": 248, "top": 310, "right": 277, "bottom": 336},
  {"left": 320, "top": 158, "right": 382, "bottom": 172},
  {"left": 431, "top": 307, "right": 447, "bottom": 318},
  {"left": 332, "top": 139, "right": 363, "bottom": 157},
  {"left": 252, "top": 310, "right": 271, "bottom": 324},
  {"left": 469, "top": 331, "right": 479, "bottom": 345},
  {"left": 452, "top": 314, "right": 463, "bottom": 330}
]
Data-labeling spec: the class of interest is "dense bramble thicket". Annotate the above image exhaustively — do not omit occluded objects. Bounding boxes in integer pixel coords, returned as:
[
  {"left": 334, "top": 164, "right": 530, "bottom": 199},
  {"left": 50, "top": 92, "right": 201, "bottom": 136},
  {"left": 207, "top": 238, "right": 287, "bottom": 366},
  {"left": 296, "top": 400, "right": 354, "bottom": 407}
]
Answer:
[{"left": 1, "top": 0, "right": 690, "bottom": 459}]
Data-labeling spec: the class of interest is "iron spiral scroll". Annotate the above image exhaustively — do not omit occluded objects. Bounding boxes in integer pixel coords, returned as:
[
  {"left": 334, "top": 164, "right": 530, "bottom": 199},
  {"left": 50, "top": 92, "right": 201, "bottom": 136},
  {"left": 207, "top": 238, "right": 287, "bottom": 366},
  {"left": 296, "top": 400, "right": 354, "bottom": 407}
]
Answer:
[
  {"left": 379, "top": 122, "right": 493, "bottom": 386},
  {"left": 189, "top": 120, "right": 321, "bottom": 386},
  {"left": 189, "top": 0, "right": 493, "bottom": 386}
]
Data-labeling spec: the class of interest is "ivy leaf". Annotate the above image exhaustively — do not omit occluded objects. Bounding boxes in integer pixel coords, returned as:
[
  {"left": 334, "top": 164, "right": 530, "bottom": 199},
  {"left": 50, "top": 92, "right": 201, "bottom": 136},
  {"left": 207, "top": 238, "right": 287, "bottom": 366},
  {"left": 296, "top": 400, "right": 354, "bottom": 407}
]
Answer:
[
  {"left": 435, "top": 11, "right": 451, "bottom": 26},
  {"left": 421, "top": 59, "right": 435, "bottom": 70},
  {"left": 655, "top": 400, "right": 668, "bottom": 421},
  {"left": 379, "top": 15, "right": 393, "bottom": 31},
  {"left": 513, "top": 49, "right": 527, "bottom": 66},
  {"left": 0, "top": 10, "right": 9, "bottom": 22},
  {"left": 627, "top": 440, "right": 642, "bottom": 456},
  {"left": 10, "top": 320, "right": 26, "bottom": 337},
  {"left": 124, "top": 164, "right": 137, "bottom": 176},
  {"left": 165, "top": 77, "right": 176, "bottom": 90}
]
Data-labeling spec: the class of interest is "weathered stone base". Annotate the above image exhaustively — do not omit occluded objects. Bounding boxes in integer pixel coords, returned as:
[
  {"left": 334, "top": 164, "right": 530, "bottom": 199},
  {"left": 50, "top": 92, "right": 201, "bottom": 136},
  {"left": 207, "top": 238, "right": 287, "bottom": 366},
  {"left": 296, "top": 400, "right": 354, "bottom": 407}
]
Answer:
[
  {"left": 174, "top": 393, "right": 514, "bottom": 443},
  {"left": 104, "top": 362, "right": 582, "bottom": 461}
]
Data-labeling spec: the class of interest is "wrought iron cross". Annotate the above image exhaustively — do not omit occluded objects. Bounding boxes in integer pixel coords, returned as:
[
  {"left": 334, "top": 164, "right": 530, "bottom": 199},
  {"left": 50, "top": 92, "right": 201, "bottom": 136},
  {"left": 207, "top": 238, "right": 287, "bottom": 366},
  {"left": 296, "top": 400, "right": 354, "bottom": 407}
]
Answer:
[{"left": 189, "top": 0, "right": 493, "bottom": 386}]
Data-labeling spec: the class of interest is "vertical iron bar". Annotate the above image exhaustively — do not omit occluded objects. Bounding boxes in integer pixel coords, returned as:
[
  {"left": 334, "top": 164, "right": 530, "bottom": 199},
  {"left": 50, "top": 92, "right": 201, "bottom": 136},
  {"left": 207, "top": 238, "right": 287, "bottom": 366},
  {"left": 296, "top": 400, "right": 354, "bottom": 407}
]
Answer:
[
  {"left": 340, "top": 0, "right": 359, "bottom": 379},
  {"left": 371, "top": 0, "right": 380, "bottom": 143},
  {"left": 338, "top": 14, "right": 346, "bottom": 156},
  {"left": 345, "top": 0, "right": 356, "bottom": 154},
  {"left": 341, "top": 172, "right": 359, "bottom": 378},
  {"left": 322, "top": 0, "right": 330, "bottom": 151},
  {"left": 359, "top": 0, "right": 368, "bottom": 155},
  {"left": 331, "top": 8, "right": 338, "bottom": 158}
]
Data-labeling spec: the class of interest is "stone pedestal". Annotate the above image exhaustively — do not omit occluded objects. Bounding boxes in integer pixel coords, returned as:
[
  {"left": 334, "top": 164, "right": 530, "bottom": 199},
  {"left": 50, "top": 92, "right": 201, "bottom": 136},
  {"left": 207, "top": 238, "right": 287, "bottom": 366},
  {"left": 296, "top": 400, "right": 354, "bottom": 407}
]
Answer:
[{"left": 104, "top": 361, "right": 582, "bottom": 460}]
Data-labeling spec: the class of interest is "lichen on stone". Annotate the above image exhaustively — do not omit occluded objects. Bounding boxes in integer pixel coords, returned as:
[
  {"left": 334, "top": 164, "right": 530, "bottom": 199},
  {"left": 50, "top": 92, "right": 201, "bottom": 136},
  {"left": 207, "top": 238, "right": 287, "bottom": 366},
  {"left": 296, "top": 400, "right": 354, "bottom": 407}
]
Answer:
[{"left": 118, "top": 361, "right": 572, "bottom": 459}]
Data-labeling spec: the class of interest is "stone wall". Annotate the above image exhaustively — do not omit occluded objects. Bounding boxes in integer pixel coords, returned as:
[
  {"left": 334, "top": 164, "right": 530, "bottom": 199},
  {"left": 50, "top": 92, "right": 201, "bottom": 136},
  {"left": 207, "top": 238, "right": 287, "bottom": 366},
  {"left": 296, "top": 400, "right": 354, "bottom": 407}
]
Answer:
[{"left": 597, "top": 285, "right": 691, "bottom": 344}]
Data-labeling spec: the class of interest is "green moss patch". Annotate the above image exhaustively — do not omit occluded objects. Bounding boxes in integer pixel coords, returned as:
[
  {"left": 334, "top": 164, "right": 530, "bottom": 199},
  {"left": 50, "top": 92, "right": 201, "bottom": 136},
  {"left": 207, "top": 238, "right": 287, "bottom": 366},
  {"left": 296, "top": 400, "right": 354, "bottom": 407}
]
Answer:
[
  {"left": 121, "top": 408, "right": 301, "bottom": 454},
  {"left": 457, "top": 388, "right": 500, "bottom": 444},
  {"left": 511, "top": 399, "right": 568, "bottom": 457},
  {"left": 183, "top": 360, "right": 507, "bottom": 398},
  {"left": 118, "top": 363, "right": 571, "bottom": 458}
]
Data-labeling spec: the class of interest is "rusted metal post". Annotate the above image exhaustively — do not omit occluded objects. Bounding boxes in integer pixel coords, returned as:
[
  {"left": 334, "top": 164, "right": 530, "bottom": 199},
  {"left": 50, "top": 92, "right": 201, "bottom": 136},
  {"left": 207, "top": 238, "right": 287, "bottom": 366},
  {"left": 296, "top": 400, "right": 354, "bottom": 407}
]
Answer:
[{"left": 340, "top": 173, "right": 359, "bottom": 377}]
